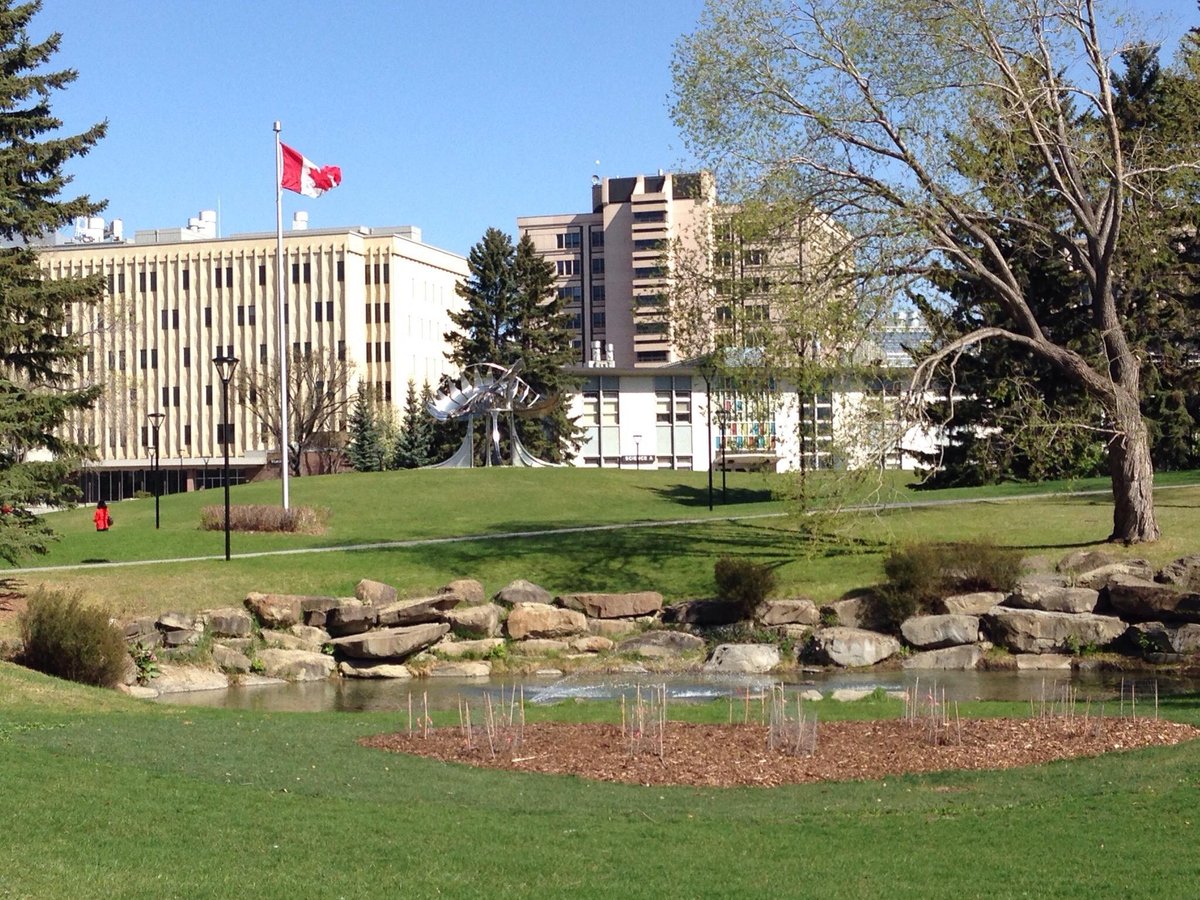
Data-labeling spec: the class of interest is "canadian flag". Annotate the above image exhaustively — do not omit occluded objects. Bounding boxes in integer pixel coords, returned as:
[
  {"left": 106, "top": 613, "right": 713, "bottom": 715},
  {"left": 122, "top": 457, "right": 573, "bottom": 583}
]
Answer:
[{"left": 280, "top": 142, "right": 341, "bottom": 198}]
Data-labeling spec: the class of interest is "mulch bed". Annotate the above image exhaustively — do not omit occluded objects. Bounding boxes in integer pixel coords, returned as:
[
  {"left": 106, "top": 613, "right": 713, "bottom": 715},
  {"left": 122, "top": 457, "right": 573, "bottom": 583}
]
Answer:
[{"left": 360, "top": 717, "right": 1200, "bottom": 787}]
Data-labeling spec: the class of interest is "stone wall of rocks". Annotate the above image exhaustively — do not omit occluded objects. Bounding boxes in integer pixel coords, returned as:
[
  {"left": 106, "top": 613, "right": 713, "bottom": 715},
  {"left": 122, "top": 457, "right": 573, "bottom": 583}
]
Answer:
[{"left": 120, "top": 549, "right": 1200, "bottom": 695}]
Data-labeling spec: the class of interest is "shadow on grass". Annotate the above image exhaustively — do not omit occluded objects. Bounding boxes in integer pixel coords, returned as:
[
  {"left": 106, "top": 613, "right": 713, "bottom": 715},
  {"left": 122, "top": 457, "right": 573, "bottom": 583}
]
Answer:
[{"left": 641, "top": 482, "right": 777, "bottom": 508}]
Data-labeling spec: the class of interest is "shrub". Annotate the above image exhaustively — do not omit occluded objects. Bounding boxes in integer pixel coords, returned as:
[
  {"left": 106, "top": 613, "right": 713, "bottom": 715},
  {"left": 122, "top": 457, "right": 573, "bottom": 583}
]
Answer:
[
  {"left": 878, "top": 540, "right": 1022, "bottom": 628},
  {"left": 713, "top": 556, "right": 777, "bottom": 620},
  {"left": 17, "top": 588, "right": 128, "bottom": 688},
  {"left": 200, "top": 504, "right": 330, "bottom": 534}
]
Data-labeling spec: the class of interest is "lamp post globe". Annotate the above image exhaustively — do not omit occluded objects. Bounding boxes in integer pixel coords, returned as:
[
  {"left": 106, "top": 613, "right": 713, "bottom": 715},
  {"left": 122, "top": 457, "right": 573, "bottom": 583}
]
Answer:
[{"left": 212, "top": 354, "right": 240, "bottom": 561}]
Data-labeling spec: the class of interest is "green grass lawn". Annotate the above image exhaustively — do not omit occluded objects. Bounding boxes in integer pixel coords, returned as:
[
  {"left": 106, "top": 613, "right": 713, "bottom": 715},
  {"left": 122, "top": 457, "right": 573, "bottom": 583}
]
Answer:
[
  {"left": 2, "top": 662, "right": 1200, "bottom": 898},
  {"left": 4, "top": 468, "right": 1200, "bottom": 639}
]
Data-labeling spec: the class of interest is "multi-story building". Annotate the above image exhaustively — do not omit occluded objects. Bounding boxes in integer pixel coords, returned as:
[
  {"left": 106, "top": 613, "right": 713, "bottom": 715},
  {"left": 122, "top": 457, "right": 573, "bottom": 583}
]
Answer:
[
  {"left": 37, "top": 213, "right": 466, "bottom": 501},
  {"left": 518, "top": 171, "right": 714, "bottom": 368}
]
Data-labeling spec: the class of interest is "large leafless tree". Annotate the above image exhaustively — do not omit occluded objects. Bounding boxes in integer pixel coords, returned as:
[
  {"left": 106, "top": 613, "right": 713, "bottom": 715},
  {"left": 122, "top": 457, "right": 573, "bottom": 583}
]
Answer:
[{"left": 673, "top": 0, "right": 1199, "bottom": 543}]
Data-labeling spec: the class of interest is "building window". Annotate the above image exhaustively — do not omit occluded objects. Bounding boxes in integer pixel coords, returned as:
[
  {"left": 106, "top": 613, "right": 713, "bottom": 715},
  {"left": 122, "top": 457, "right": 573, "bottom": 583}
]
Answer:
[
  {"left": 557, "top": 286, "right": 582, "bottom": 303},
  {"left": 633, "top": 266, "right": 666, "bottom": 279},
  {"left": 382, "top": 263, "right": 389, "bottom": 284},
  {"left": 259, "top": 265, "right": 267, "bottom": 286},
  {"left": 592, "top": 284, "right": 606, "bottom": 303},
  {"left": 139, "top": 349, "right": 147, "bottom": 370},
  {"left": 336, "top": 260, "right": 344, "bottom": 282},
  {"left": 118, "top": 350, "right": 126, "bottom": 370},
  {"left": 247, "top": 305, "right": 256, "bottom": 326},
  {"left": 161, "top": 309, "right": 169, "bottom": 330},
  {"left": 315, "top": 301, "right": 323, "bottom": 322},
  {"left": 337, "top": 340, "right": 345, "bottom": 361},
  {"left": 365, "top": 302, "right": 372, "bottom": 323},
  {"left": 259, "top": 344, "right": 267, "bottom": 364},
  {"left": 182, "top": 347, "right": 191, "bottom": 368},
  {"left": 633, "top": 210, "right": 666, "bottom": 223},
  {"left": 182, "top": 269, "right": 190, "bottom": 291},
  {"left": 172, "top": 386, "right": 180, "bottom": 407},
  {"left": 183, "top": 424, "right": 192, "bottom": 445},
  {"left": 237, "top": 306, "right": 245, "bottom": 326},
  {"left": 304, "top": 262, "right": 311, "bottom": 283},
  {"left": 204, "top": 307, "right": 212, "bottom": 328},
  {"left": 636, "top": 321, "right": 669, "bottom": 335},
  {"left": 161, "top": 386, "right": 169, "bottom": 407},
  {"left": 636, "top": 350, "right": 669, "bottom": 363},
  {"left": 215, "top": 266, "right": 232, "bottom": 288},
  {"left": 634, "top": 238, "right": 666, "bottom": 251},
  {"left": 591, "top": 256, "right": 605, "bottom": 275},
  {"left": 205, "top": 385, "right": 213, "bottom": 406},
  {"left": 325, "top": 300, "right": 334, "bottom": 321},
  {"left": 590, "top": 230, "right": 604, "bottom": 249},
  {"left": 216, "top": 423, "right": 235, "bottom": 445},
  {"left": 374, "top": 302, "right": 382, "bottom": 323},
  {"left": 139, "top": 271, "right": 157, "bottom": 292},
  {"left": 556, "top": 232, "right": 581, "bottom": 250},
  {"left": 556, "top": 259, "right": 581, "bottom": 276}
]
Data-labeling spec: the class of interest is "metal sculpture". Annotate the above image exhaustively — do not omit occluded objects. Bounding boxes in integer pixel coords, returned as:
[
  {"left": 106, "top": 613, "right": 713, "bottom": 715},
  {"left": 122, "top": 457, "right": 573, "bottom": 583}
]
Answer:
[{"left": 426, "top": 360, "right": 559, "bottom": 467}]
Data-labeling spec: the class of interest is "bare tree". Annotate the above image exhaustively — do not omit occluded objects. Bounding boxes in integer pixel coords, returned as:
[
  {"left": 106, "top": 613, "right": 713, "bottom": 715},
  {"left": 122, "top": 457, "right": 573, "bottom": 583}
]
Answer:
[
  {"left": 239, "top": 352, "right": 354, "bottom": 477},
  {"left": 673, "top": 0, "right": 1199, "bottom": 542}
]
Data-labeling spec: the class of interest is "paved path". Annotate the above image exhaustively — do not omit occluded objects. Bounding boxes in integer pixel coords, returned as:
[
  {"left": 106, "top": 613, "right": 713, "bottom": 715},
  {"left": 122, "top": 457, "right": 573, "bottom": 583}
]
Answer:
[{"left": 4, "top": 483, "right": 1189, "bottom": 575}]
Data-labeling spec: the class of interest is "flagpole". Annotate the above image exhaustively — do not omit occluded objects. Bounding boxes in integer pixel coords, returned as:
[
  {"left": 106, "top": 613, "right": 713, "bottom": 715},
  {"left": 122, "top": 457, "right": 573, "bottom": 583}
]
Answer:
[{"left": 274, "top": 121, "right": 291, "bottom": 510}]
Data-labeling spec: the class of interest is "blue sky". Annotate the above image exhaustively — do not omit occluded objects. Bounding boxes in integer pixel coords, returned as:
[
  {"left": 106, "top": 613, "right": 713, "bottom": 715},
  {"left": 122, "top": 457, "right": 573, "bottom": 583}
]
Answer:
[{"left": 39, "top": 1, "right": 1194, "bottom": 259}]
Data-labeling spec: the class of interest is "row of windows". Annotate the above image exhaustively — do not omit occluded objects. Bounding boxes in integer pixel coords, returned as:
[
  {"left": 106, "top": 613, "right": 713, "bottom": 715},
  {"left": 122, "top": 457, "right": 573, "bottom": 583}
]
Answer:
[
  {"left": 107, "top": 259, "right": 363, "bottom": 296},
  {"left": 552, "top": 231, "right": 605, "bottom": 250}
]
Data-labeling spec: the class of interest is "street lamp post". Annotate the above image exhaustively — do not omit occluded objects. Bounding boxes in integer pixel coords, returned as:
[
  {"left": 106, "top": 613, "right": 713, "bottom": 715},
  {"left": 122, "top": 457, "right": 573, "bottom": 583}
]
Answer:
[
  {"left": 146, "top": 412, "right": 165, "bottom": 529},
  {"left": 715, "top": 407, "right": 729, "bottom": 504},
  {"left": 633, "top": 434, "right": 642, "bottom": 471},
  {"left": 212, "top": 353, "right": 240, "bottom": 561},
  {"left": 200, "top": 455, "right": 210, "bottom": 489}
]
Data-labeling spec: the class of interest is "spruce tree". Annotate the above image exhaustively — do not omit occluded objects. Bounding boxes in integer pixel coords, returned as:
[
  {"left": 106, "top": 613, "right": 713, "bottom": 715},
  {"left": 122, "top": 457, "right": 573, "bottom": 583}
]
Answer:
[
  {"left": 345, "top": 383, "right": 384, "bottom": 471},
  {"left": 392, "top": 379, "right": 434, "bottom": 468},
  {"left": 0, "top": 2, "right": 107, "bottom": 562}
]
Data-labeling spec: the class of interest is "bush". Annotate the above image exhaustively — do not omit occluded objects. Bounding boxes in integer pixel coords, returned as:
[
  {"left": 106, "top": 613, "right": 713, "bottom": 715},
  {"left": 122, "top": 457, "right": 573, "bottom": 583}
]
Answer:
[
  {"left": 878, "top": 540, "right": 1022, "bottom": 628},
  {"left": 18, "top": 588, "right": 128, "bottom": 688},
  {"left": 200, "top": 504, "right": 330, "bottom": 534},
  {"left": 713, "top": 556, "right": 777, "bottom": 620}
]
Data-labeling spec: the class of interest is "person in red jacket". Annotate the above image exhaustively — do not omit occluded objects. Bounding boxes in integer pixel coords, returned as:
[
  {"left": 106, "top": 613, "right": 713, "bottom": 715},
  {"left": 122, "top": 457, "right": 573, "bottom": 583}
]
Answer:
[{"left": 94, "top": 500, "right": 111, "bottom": 532}]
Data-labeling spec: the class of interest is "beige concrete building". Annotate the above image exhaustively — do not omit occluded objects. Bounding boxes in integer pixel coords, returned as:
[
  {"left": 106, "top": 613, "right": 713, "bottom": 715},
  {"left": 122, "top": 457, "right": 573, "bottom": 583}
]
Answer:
[
  {"left": 38, "top": 214, "right": 466, "bottom": 500},
  {"left": 518, "top": 172, "right": 715, "bottom": 368}
]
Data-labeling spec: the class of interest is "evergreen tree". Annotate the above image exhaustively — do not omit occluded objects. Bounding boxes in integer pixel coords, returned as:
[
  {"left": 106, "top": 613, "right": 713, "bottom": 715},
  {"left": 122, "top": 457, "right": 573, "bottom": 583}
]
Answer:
[
  {"left": 392, "top": 379, "right": 435, "bottom": 468},
  {"left": 345, "top": 383, "right": 385, "bottom": 471},
  {"left": 0, "top": 2, "right": 107, "bottom": 562},
  {"left": 445, "top": 227, "right": 581, "bottom": 463}
]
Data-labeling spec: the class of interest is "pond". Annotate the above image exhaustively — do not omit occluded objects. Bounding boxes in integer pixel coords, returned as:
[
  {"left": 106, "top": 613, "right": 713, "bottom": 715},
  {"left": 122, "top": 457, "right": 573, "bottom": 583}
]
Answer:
[{"left": 157, "top": 667, "right": 1200, "bottom": 713}]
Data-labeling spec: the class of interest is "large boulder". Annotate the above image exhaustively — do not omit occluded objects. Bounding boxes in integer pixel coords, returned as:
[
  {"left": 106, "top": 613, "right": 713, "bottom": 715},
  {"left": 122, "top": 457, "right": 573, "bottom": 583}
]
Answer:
[
  {"left": 255, "top": 649, "right": 336, "bottom": 681},
  {"left": 212, "top": 644, "right": 251, "bottom": 673},
  {"left": 758, "top": 599, "right": 820, "bottom": 627},
  {"left": 444, "top": 603, "right": 503, "bottom": 638},
  {"left": 617, "top": 630, "right": 706, "bottom": 658},
  {"left": 355, "top": 579, "right": 398, "bottom": 606},
  {"left": 149, "top": 664, "right": 230, "bottom": 694},
  {"left": 1014, "top": 653, "right": 1073, "bottom": 670},
  {"left": 1156, "top": 555, "right": 1200, "bottom": 591},
  {"left": 1127, "top": 621, "right": 1200, "bottom": 656},
  {"left": 1172, "top": 624, "right": 1200, "bottom": 654},
  {"left": 329, "top": 622, "right": 449, "bottom": 660},
  {"left": 324, "top": 600, "right": 378, "bottom": 637},
  {"left": 901, "top": 643, "right": 987, "bottom": 670},
  {"left": 984, "top": 608, "right": 1126, "bottom": 653},
  {"left": 301, "top": 596, "right": 341, "bottom": 629},
  {"left": 244, "top": 592, "right": 305, "bottom": 629},
  {"left": 427, "top": 660, "right": 491, "bottom": 678},
  {"left": 823, "top": 597, "right": 876, "bottom": 629},
  {"left": 123, "top": 617, "right": 160, "bottom": 648},
  {"left": 936, "top": 592, "right": 1006, "bottom": 616},
  {"left": 493, "top": 579, "right": 552, "bottom": 607},
  {"left": 433, "top": 637, "right": 505, "bottom": 658},
  {"left": 260, "top": 629, "right": 319, "bottom": 652},
  {"left": 703, "top": 643, "right": 780, "bottom": 673},
  {"left": 559, "top": 591, "right": 663, "bottom": 619},
  {"left": 202, "top": 607, "right": 254, "bottom": 638},
  {"left": 441, "top": 579, "right": 486, "bottom": 605},
  {"left": 662, "top": 599, "right": 742, "bottom": 626},
  {"left": 570, "top": 635, "right": 614, "bottom": 653},
  {"left": 586, "top": 617, "right": 640, "bottom": 638},
  {"left": 1073, "top": 560, "right": 1155, "bottom": 590},
  {"left": 1105, "top": 575, "right": 1200, "bottom": 624},
  {"left": 511, "top": 638, "right": 570, "bottom": 654},
  {"left": 376, "top": 594, "right": 460, "bottom": 628},
  {"left": 899, "top": 614, "right": 980, "bottom": 649},
  {"left": 338, "top": 660, "right": 412, "bottom": 679},
  {"left": 810, "top": 627, "right": 900, "bottom": 667},
  {"left": 505, "top": 602, "right": 587, "bottom": 640},
  {"left": 1005, "top": 584, "right": 1099, "bottom": 614},
  {"left": 157, "top": 611, "right": 199, "bottom": 632}
]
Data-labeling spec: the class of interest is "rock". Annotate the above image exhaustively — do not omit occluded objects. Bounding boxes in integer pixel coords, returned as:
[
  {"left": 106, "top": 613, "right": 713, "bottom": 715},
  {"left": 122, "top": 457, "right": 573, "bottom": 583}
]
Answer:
[
  {"left": 441, "top": 579, "right": 485, "bottom": 605},
  {"left": 202, "top": 607, "right": 254, "bottom": 638},
  {"left": 150, "top": 664, "right": 230, "bottom": 694},
  {"left": 661, "top": 599, "right": 741, "bottom": 626},
  {"left": 570, "top": 635, "right": 614, "bottom": 653},
  {"left": 433, "top": 638, "right": 504, "bottom": 658},
  {"left": 338, "top": 661, "right": 412, "bottom": 679},
  {"left": 703, "top": 643, "right": 780, "bottom": 673},
  {"left": 493, "top": 579, "right": 551, "bottom": 607},
  {"left": 157, "top": 611, "right": 198, "bottom": 632},
  {"left": 797, "top": 689, "right": 824, "bottom": 702},
  {"left": 1006, "top": 584, "right": 1100, "bottom": 614},
  {"left": 1156, "top": 555, "right": 1200, "bottom": 591},
  {"left": 428, "top": 660, "right": 491, "bottom": 678},
  {"left": 758, "top": 599, "right": 821, "bottom": 627},
  {"left": 559, "top": 591, "right": 663, "bottom": 619},
  {"left": 161, "top": 628, "right": 200, "bottom": 648},
  {"left": 900, "top": 615, "right": 980, "bottom": 649},
  {"left": 511, "top": 638, "right": 570, "bottom": 654},
  {"left": 823, "top": 597, "right": 877, "bottom": 629},
  {"left": 376, "top": 594, "right": 459, "bottom": 628},
  {"left": 768, "top": 624, "right": 813, "bottom": 643},
  {"left": 260, "top": 629, "right": 318, "bottom": 652},
  {"left": 586, "top": 618, "right": 639, "bottom": 638},
  {"left": 937, "top": 592, "right": 1006, "bottom": 616},
  {"left": 901, "top": 644, "right": 987, "bottom": 670},
  {"left": 1073, "top": 560, "right": 1155, "bottom": 589},
  {"left": 120, "top": 684, "right": 160, "bottom": 700},
  {"left": 1126, "top": 621, "right": 1174, "bottom": 655},
  {"left": 830, "top": 688, "right": 876, "bottom": 702},
  {"left": 123, "top": 617, "right": 160, "bottom": 646},
  {"left": 355, "top": 579, "right": 398, "bottom": 606},
  {"left": 984, "top": 608, "right": 1126, "bottom": 653},
  {"left": 1057, "top": 549, "right": 1116, "bottom": 574},
  {"left": 301, "top": 596, "right": 341, "bottom": 628},
  {"left": 329, "top": 622, "right": 449, "bottom": 660},
  {"left": 810, "top": 627, "right": 900, "bottom": 667},
  {"left": 535, "top": 668, "right": 564, "bottom": 677},
  {"left": 505, "top": 602, "right": 587, "bottom": 640},
  {"left": 216, "top": 637, "right": 253, "bottom": 653},
  {"left": 290, "top": 624, "right": 331, "bottom": 649},
  {"left": 243, "top": 592, "right": 304, "bottom": 629},
  {"left": 444, "top": 603, "right": 502, "bottom": 638},
  {"left": 324, "top": 599, "right": 379, "bottom": 637},
  {"left": 212, "top": 644, "right": 251, "bottom": 673},
  {"left": 1105, "top": 575, "right": 1200, "bottom": 624},
  {"left": 256, "top": 649, "right": 336, "bottom": 681},
  {"left": 1172, "top": 624, "right": 1200, "bottom": 654},
  {"left": 616, "top": 630, "right": 706, "bottom": 658},
  {"left": 1014, "top": 653, "right": 1073, "bottom": 670}
]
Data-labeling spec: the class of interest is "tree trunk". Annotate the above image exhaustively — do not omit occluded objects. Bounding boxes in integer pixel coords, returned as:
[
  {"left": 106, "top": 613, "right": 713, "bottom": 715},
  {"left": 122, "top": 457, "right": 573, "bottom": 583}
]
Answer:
[{"left": 1107, "top": 401, "right": 1160, "bottom": 544}]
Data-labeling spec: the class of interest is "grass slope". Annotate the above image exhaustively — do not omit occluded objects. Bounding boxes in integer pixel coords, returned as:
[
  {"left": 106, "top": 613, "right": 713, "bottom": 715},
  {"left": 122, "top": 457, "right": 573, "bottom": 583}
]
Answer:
[{"left": 2, "top": 663, "right": 1199, "bottom": 898}]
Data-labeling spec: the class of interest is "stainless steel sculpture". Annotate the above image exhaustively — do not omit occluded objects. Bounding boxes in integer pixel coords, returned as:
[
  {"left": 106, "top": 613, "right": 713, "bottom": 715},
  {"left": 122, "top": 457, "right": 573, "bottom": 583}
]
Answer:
[{"left": 426, "top": 361, "right": 559, "bottom": 467}]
